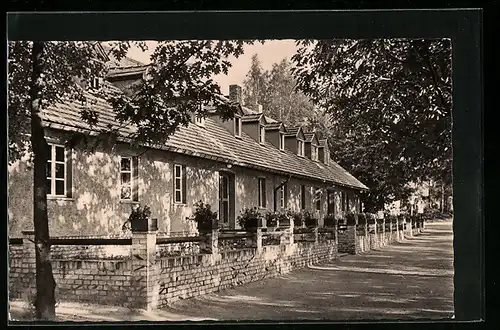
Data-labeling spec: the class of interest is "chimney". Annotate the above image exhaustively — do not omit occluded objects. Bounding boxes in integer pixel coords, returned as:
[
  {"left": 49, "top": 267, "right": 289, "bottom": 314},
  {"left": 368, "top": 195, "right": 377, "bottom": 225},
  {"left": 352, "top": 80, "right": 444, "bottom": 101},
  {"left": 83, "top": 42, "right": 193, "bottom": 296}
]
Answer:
[
  {"left": 229, "top": 85, "right": 242, "bottom": 104},
  {"left": 256, "top": 104, "right": 263, "bottom": 113}
]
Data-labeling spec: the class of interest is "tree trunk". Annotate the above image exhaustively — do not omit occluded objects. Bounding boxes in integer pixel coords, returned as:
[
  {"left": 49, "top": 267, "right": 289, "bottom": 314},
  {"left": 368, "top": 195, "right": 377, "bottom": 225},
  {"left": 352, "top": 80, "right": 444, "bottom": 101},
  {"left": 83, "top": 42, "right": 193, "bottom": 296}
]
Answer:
[{"left": 29, "top": 41, "right": 57, "bottom": 320}]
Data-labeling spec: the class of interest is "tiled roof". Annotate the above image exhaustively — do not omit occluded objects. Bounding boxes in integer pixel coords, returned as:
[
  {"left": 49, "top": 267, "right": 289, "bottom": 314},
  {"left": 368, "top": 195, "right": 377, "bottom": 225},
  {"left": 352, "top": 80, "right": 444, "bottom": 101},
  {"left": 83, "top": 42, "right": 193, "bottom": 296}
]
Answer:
[
  {"left": 107, "top": 65, "right": 149, "bottom": 79},
  {"left": 265, "top": 122, "right": 283, "bottom": 130},
  {"left": 284, "top": 126, "right": 301, "bottom": 136},
  {"left": 241, "top": 113, "right": 264, "bottom": 122},
  {"left": 318, "top": 139, "right": 327, "bottom": 147},
  {"left": 304, "top": 133, "right": 315, "bottom": 143},
  {"left": 41, "top": 84, "right": 368, "bottom": 191}
]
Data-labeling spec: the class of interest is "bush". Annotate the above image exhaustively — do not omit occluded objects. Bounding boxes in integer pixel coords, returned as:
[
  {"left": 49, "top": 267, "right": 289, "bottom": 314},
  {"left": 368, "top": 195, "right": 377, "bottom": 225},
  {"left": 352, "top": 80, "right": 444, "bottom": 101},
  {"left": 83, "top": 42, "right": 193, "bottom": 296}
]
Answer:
[
  {"left": 237, "top": 207, "right": 262, "bottom": 231},
  {"left": 191, "top": 200, "right": 218, "bottom": 232},
  {"left": 323, "top": 214, "right": 337, "bottom": 228}
]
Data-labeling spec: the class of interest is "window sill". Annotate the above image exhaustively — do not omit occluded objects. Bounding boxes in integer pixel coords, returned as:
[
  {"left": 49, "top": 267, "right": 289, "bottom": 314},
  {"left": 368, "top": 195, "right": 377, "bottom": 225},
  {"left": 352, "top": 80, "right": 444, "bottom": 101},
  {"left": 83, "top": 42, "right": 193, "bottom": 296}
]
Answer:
[
  {"left": 234, "top": 135, "right": 242, "bottom": 139},
  {"left": 119, "top": 200, "right": 139, "bottom": 205},
  {"left": 173, "top": 202, "right": 187, "bottom": 207},
  {"left": 47, "top": 196, "right": 74, "bottom": 201}
]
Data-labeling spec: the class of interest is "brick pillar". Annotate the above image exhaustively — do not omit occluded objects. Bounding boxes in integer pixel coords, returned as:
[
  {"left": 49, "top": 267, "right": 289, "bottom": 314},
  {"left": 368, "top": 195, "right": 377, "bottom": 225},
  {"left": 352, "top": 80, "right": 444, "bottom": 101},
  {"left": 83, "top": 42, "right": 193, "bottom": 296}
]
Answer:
[
  {"left": 21, "top": 230, "right": 36, "bottom": 301},
  {"left": 129, "top": 219, "right": 158, "bottom": 311},
  {"left": 313, "top": 227, "right": 319, "bottom": 244}
]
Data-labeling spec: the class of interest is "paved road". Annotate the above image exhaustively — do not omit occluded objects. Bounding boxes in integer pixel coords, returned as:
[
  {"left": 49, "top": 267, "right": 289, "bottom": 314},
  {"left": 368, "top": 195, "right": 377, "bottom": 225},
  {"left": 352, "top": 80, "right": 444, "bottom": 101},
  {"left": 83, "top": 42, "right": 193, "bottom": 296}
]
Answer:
[
  {"left": 161, "top": 220, "right": 454, "bottom": 321},
  {"left": 9, "top": 220, "right": 454, "bottom": 322}
]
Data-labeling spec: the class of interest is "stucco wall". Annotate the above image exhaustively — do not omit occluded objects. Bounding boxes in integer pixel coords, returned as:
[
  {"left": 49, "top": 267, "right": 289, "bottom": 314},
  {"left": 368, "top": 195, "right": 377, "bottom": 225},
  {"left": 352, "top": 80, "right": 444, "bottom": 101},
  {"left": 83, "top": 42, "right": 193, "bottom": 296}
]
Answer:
[{"left": 8, "top": 131, "right": 361, "bottom": 237}]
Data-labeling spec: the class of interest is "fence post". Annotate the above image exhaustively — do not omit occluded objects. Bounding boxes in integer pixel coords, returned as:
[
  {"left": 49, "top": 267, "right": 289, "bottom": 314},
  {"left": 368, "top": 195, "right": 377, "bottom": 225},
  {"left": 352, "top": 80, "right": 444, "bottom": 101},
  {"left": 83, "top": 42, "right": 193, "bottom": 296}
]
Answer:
[
  {"left": 21, "top": 230, "right": 36, "bottom": 301},
  {"left": 255, "top": 228, "right": 263, "bottom": 252},
  {"left": 314, "top": 227, "right": 319, "bottom": 244},
  {"left": 130, "top": 218, "right": 158, "bottom": 311},
  {"left": 210, "top": 229, "right": 219, "bottom": 255}
]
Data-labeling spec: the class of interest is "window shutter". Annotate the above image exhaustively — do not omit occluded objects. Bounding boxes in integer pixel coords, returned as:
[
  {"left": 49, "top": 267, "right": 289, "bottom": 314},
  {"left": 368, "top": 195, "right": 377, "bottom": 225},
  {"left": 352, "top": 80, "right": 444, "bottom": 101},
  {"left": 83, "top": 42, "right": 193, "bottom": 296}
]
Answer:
[
  {"left": 132, "top": 156, "right": 139, "bottom": 202},
  {"left": 262, "top": 180, "right": 266, "bottom": 208},
  {"left": 66, "top": 148, "right": 73, "bottom": 198},
  {"left": 182, "top": 165, "right": 187, "bottom": 204},
  {"left": 284, "top": 183, "right": 288, "bottom": 208}
]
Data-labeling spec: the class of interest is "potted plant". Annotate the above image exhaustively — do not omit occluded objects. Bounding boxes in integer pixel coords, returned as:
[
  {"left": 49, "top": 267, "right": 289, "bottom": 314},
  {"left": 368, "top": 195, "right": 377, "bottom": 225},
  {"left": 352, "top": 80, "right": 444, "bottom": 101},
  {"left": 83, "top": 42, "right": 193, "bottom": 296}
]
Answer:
[
  {"left": 123, "top": 204, "right": 156, "bottom": 232},
  {"left": 303, "top": 210, "right": 318, "bottom": 228},
  {"left": 346, "top": 211, "right": 357, "bottom": 226},
  {"left": 191, "top": 200, "right": 218, "bottom": 233},
  {"left": 366, "top": 213, "right": 376, "bottom": 224},
  {"left": 288, "top": 210, "right": 304, "bottom": 227},
  {"left": 237, "top": 207, "right": 262, "bottom": 232},
  {"left": 264, "top": 211, "right": 278, "bottom": 228},
  {"left": 323, "top": 214, "right": 337, "bottom": 228},
  {"left": 357, "top": 212, "right": 367, "bottom": 225}
]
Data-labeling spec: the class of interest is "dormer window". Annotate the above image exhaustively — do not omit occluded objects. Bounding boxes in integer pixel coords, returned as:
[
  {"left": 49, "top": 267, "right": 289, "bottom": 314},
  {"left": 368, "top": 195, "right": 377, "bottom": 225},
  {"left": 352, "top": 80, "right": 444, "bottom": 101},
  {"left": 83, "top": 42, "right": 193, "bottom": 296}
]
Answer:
[
  {"left": 279, "top": 133, "right": 285, "bottom": 151},
  {"left": 194, "top": 115, "right": 205, "bottom": 127},
  {"left": 259, "top": 125, "right": 266, "bottom": 144},
  {"left": 90, "top": 77, "right": 101, "bottom": 90},
  {"left": 297, "top": 140, "right": 305, "bottom": 157},
  {"left": 234, "top": 116, "right": 242, "bottom": 138}
]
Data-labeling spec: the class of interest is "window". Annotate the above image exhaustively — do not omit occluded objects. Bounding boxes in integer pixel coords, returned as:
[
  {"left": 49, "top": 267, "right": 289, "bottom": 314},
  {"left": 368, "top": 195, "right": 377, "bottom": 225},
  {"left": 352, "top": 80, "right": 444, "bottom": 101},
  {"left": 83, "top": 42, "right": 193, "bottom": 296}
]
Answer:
[
  {"left": 46, "top": 144, "right": 72, "bottom": 197},
  {"left": 194, "top": 115, "right": 205, "bottom": 127},
  {"left": 280, "top": 184, "right": 287, "bottom": 209},
  {"left": 300, "top": 185, "right": 306, "bottom": 210},
  {"left": 258, "top": 178, "right": 266, "bottom": 208},
  {"left": 279, "top": 133, "right": 285, "bottom": 151},
  {"left": 90, "top": 77, "right": 101, "bottom": 89},
  {"left": 297, "top": 140, "right": 304, "bottom": 156},
  {"left": 312, "top": 146, "right": 318, "bottom": 161},
  {"left": 259, "top": 125, "right": 266, "bottom": 144},
  {"left": 120, "top": 156, "right": 139, "bottom": 201},
  {"left": 341, "top": 191, "right": 346, "bottom": 211},
  {"left": 173, "top": 164, "right": 187, "bottom": 204},
  {"left": 314, "top": 187, "right": 322, "bottom": 211},
  {"left": 234, "top": 116, "right": 242, "bottom": 137}
]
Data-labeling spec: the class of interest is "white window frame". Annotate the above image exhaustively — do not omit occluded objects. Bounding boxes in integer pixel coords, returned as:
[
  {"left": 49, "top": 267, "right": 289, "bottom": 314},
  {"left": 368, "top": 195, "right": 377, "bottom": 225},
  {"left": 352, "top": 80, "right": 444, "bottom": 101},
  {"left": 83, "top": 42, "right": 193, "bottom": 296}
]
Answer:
[
  {"left": 120, "top": 156, "right": 134, "bottom": 201},
  {"left": 312, "top": 146, "right": 318, "bottom": 161},
  {"left": 279, "top": 133, "right": 285, "bottom": 151},
  {"left": 297, "top": 140, "right": 305, "bottom": 157},
  {"left": 174, "top": 164, "right": 184, "bottom": 204},
  {"left": 259, "top": 125, "right": 266, "bottom": 144},
  {"left": 46, "top": 144, "right": 67, "bottom": 197},
  {"left": 234, "top": 116, "right": 242, "bottom": 138}
]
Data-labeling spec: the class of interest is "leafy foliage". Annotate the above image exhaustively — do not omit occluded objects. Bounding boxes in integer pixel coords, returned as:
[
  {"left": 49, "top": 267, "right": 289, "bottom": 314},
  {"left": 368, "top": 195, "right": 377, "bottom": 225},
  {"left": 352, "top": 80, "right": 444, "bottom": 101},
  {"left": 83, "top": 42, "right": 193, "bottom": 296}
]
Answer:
[
  {"left": 242, "top": 55, "right": 314, "bottom": 125},
  {"left": 292, "top": 39, "right": 452, "bottom": 211}
]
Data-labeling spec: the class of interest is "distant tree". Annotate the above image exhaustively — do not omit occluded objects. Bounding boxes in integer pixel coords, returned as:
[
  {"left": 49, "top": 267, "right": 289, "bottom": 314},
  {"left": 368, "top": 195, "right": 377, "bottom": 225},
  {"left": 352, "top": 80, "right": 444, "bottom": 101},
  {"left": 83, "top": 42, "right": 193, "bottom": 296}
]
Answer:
[
  {"left": 8, "top": 40, "right": 252, "bottom": 319},
  {"left": 292, "top": 39, "right": 452, "bottom": 211},
  {"left": 242, "top": 54, "right": 268, "bottom": 109},
  {"left": 242, "top": 56, "right": 314, "bottom": 126}
]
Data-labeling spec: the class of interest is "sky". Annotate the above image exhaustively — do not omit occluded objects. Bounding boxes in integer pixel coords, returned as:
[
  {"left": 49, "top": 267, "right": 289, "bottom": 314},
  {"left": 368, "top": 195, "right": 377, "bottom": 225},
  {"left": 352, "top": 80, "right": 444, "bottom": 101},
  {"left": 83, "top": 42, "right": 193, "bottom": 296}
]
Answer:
[{"left": 125, "top": 40, "right": 298, "bottom": 96}]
